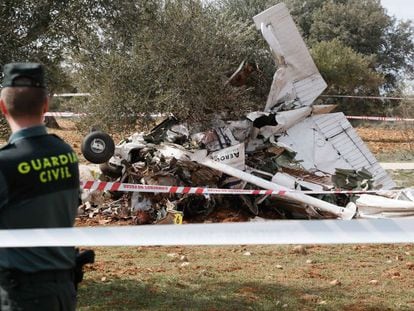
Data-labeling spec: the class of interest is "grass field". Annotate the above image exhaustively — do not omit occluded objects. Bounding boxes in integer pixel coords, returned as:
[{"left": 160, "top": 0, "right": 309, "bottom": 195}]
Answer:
[{"left": 77, "top": 244, "right": 414, "bottom": 310}]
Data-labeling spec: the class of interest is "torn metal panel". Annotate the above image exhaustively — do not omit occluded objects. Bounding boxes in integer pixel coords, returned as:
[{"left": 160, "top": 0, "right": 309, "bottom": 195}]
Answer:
[
  {"left": 253, "top": 3, "right": 327, "bottom": 111},
  {"left": 395, "top": 188, "right": 414, "bottom": 201},
  {"left": 190, "top": 149, "right": 356, "bottom": 219},
  {"left": 271, "top": 172, "right": 324, "bottom": 192},
  {"left": 277, "top": 112, "right": 396, "bottom": 189},
  {"left": 209, "top": 143, "right": 245, "bottom": 170},
  {"left": 247, "top": 107, "right": 312, "bottom": 140},
  {"left": 356, "top": 194, "right": 414, "bottom": 218}
]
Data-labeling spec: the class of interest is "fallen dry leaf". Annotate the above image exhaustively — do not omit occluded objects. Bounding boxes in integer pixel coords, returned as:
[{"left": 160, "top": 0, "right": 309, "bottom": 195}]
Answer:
[
  {"left": 293, "top": 245, "right": 307, "bottom": 255},
  {"left": 300, "top": 294, "right": 320, "bottom": 303},
  {"left": 98, "top": 219, "right": 111, "bottom": 225},
  {"left": 330, "top": 279, "right": 341, "bottom": 286},
  {"left": 180, "top": 255, "right": 189, "bottom": 262},
  {"left": 167, "top": 253, "right": 178, "bottom": 258},
  {"left": 385, "top": 269, "right": 401, "bottom": 278}
]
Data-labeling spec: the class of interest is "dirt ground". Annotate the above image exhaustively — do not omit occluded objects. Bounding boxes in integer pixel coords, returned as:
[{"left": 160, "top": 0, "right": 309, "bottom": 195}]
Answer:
[{"left": 356, "top": 126, "right": 414, "bottom": 157}]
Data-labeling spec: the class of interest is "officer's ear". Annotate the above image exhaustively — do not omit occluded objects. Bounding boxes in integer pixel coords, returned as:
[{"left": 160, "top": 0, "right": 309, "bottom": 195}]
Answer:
[
  {"left": 0, "top": 98, "right": 8, "bottom": 116},
  {"left": 42, "top": 96, "right": 49, "bottom": 114}
]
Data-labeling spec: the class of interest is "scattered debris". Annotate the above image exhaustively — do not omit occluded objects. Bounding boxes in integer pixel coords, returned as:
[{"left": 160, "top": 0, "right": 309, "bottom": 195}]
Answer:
[{"left": 78, "top": 3, "right": 409, "bottom": 225}]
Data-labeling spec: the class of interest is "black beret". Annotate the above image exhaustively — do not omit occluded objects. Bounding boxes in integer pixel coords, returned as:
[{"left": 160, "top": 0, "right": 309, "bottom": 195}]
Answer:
[{"left": 2, "top": 63, "right": 46, "bottom": 88}]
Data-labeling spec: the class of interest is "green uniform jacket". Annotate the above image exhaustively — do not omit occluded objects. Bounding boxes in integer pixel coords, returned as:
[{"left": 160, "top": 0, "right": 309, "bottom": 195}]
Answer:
[{"left": 0, "top": 125, "right": 79, "bottom": 272}]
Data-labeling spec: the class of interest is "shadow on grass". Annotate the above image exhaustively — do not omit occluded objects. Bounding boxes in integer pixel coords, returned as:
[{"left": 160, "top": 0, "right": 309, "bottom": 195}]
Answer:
[{"left": 77, "top": 278, "right": 391, "bottom": 311}]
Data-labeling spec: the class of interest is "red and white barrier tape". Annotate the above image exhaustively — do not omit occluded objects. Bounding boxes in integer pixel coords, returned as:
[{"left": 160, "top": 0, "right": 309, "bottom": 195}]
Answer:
[
  {"left": 81, "top": 180, "right": 286, "bottom": 195},
  {"left": 45, "top": 111, "right": 414, "bottom": 122},
  {"left": 53, "top": 93, "right": 91, "bottom": 97},
  {"left": 320, "top": 95, "right": 414, "bottom": 101},
  {"left": 45, "top": 112, "right": 86, "bottom": 118},
  {"left": 80, "top": 180, "right": 392, "bottom": 195},
  {"left": 346, "top": 115, "right": 414, "bottom": 122},
  {"left": 53, "top": 93, "right": 414, "bottom": 101}
]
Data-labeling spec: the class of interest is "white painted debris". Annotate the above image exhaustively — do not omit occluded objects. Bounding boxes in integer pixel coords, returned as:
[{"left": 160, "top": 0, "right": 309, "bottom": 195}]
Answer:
[
  {"left": 253, "top": 3, "right": 327, "bottom": 111},
  {"left": 277, "top": 113, "right": 396, "bottom": 189},
  {"left": 191, "top": 149, "right": 357, "bottom": 220},
  {"left": 209, "top": 143, "right": 245, "bottom": 170},
  {"left": 79, "top": 164, "right": 103, "bottom": 204},
  {"left": 356, "top": 194, "right": 414, "bottom": 218}
]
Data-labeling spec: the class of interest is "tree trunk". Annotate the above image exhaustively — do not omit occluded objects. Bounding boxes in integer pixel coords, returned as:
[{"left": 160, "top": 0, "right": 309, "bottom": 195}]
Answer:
[{"left": 44, "top": 116, "right": 61, "bottom": 129}]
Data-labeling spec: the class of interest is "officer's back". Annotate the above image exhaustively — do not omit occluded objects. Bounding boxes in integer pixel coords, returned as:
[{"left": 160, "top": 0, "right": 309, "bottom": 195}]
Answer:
[{"left": 0, "top": 63, "right": 79, "bottom": 311}]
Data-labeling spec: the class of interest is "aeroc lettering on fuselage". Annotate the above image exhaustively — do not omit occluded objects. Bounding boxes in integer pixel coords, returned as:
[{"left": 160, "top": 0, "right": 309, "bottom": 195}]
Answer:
[{"left": 17, "top": 152, "right": 78, "bottom": 183}]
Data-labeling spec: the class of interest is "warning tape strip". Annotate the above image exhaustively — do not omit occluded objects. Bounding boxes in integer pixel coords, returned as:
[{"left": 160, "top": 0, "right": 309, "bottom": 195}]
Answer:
[
  {"left": 320, "top": 95, "right": 414, "bottom": 101},
  {"left": 53, "top": 93, "right": 414, "bottom": 101},
  {"left": 1, "top": 219, "right": 413, "bottom": 247},
  {"left": 81, "top": 180, "right": 286, "bottom": 195},
  {"left": 53, "top": 93, "right": 91, "bottom": 97},
  {"left": 45, "top": 112, "right": 414, "bottom": 122},
  {"left": 44, "top": 111, "right": 414, "bottom": 122},
  {"left": 80, "top": 180, "right": 393, "bottom": 195},
  {"left": 346, "top": 116, "right": 414, "bottom": 122},
  {"left": 45, "top": 112, "right": 86, "bottom": 117}
]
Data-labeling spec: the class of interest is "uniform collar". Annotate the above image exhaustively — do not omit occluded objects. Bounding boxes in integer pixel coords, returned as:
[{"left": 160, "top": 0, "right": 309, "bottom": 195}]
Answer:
[{"left": 8, "top": 125, "right": 48, "bottom": 144}]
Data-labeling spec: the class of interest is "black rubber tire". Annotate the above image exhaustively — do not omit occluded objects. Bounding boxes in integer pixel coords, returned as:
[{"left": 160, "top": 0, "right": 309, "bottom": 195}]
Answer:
[
  {"left": 81, "top": 131, "right": 115, "bottom": 164},
  {"left": 99, "top": 162, "right": 123, "bottom": 179}
]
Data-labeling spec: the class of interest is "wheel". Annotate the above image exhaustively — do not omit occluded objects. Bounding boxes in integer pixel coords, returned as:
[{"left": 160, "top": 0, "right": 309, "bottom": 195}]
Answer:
[
  {"left": 81, "top": 131, "right": 115, "bottom": 164},
  {"left": 99, "top": 162, "right": 123, "bottom": 178}
]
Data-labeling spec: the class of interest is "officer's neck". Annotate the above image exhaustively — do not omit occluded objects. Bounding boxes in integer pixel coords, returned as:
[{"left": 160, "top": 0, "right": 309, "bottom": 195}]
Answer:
[{"left": 8, "top": 116, "right": 44, "bottom": 133}]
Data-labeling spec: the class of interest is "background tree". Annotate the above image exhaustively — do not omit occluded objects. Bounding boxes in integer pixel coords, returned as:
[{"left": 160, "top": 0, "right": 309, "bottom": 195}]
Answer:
[
  {"left": 72, "top": 0, "right": 270, "bottom": 131},
  {"left": 217, "top": 0, "right": 413, "bottom": 114},
  {"left": 1, "top": 0, "right": 413, "bottom": 134}
]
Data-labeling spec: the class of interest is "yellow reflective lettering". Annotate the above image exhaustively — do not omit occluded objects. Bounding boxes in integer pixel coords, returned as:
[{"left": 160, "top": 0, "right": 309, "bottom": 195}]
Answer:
[
  {"left": 59, "top": 154, "right": 68, "bottom": 165},
  {"left": 51, "top": 168, "right": 60, "bottom": 180},
  {"left": 72, "top": 152, "right": 79, "bottom": 163},
  {"left": 43, "top": 158, "right": 52, "bottom": 169},
  {"left": 17, "top": 162, "right": 31, "bottom": 174},
  {"left": 51, "top": 156, "right": 60, "bottom": 167},
  {"left": 39, "top": 171, "right": 47, "bottom": 183},
  {"left": 65, "top": 166, "right": 72, "bottom": 178},
  {"left": 31, "top": 159, "right": 42, "bottom": 171}
]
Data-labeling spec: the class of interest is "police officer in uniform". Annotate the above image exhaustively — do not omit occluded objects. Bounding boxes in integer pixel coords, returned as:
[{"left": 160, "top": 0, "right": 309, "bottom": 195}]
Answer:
[{"left": 0, "top": 63, "right": 79, "bottom": 310}]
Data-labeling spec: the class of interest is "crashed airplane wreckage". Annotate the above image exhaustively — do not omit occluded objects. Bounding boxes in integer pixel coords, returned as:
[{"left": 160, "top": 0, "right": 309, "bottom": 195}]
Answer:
[{"left": 80, "top": 3, "right": 413, "bottom": 223}]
